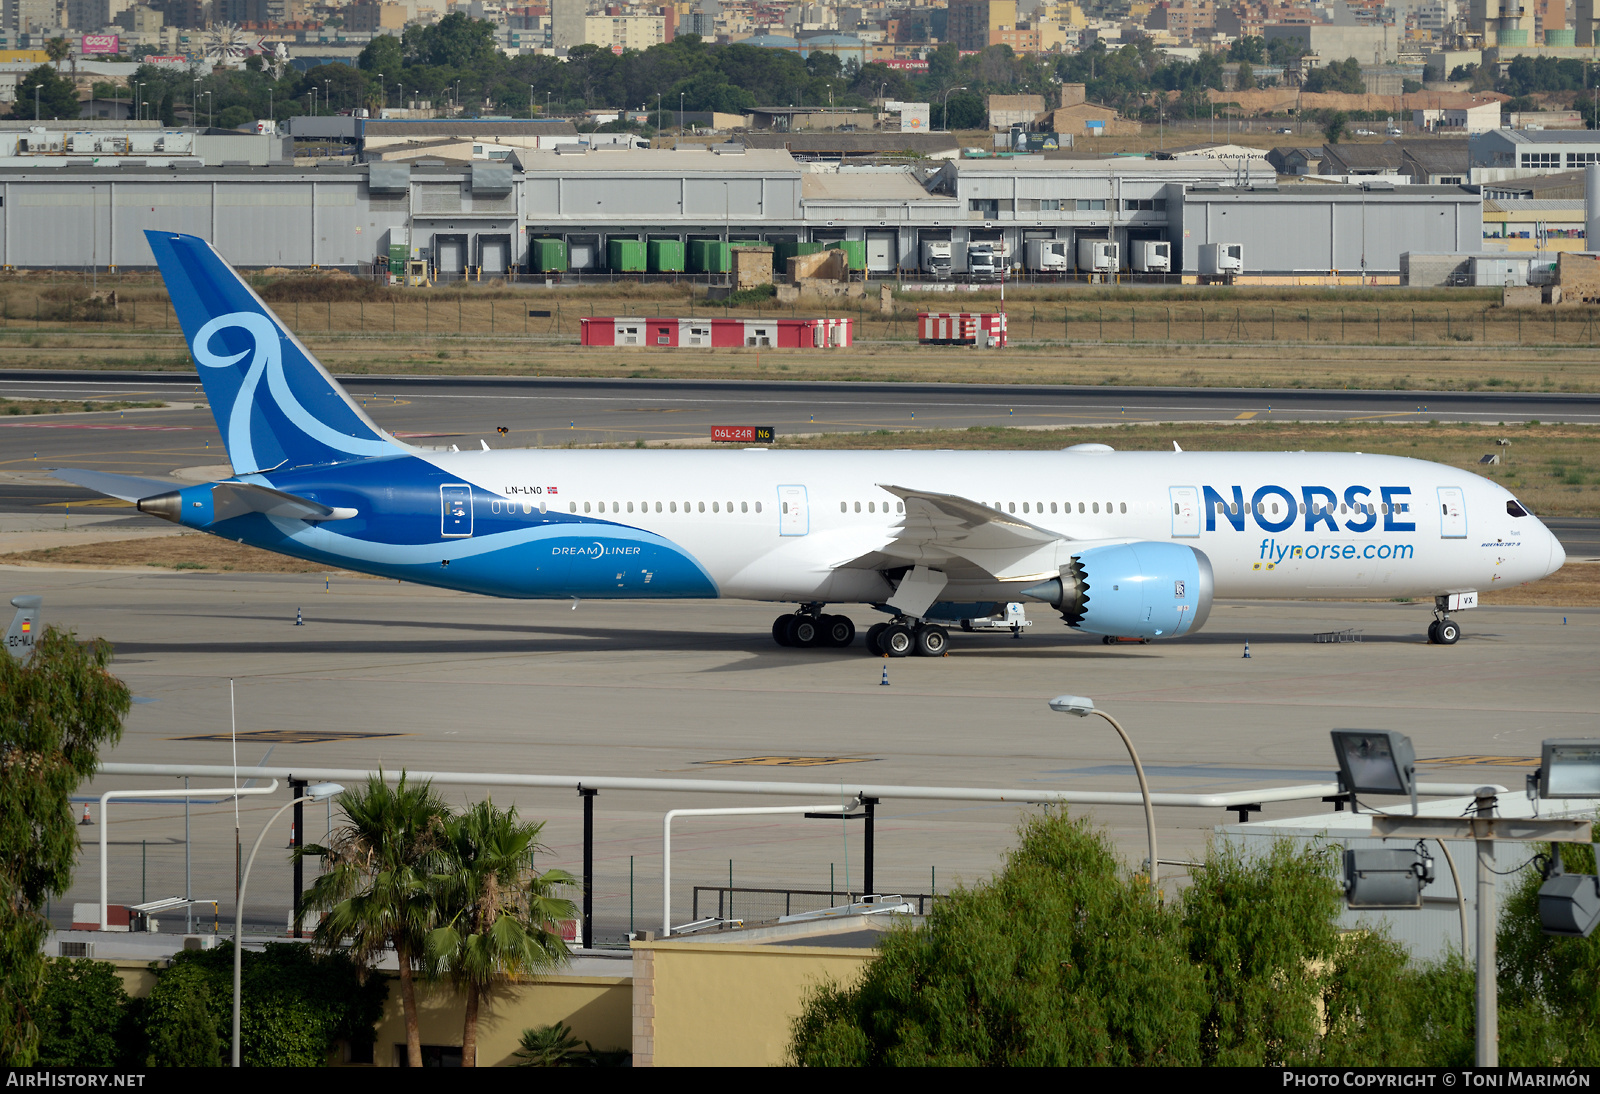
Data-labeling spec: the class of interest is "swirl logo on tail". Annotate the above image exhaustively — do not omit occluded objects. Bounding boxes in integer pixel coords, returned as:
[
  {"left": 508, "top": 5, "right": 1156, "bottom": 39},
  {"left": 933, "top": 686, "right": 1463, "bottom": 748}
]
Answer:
[{"left": 193, "top": 311, "right": 398, "bottom": 473}]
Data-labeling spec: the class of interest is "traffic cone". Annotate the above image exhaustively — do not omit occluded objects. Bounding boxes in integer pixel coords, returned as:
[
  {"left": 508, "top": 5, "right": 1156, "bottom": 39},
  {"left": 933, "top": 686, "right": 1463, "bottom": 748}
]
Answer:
[
  {"left": 1242, "top": 641, "right": 1252, "bottom": 659},
  {"left": 880, "top": 665, "right": 890, "bottom": 686},
  {"left": 79, "top": 805, "right": 92, "bottom": 825},
  {"left": 294, "top": 607, "right": 303, "bottom": 626}
]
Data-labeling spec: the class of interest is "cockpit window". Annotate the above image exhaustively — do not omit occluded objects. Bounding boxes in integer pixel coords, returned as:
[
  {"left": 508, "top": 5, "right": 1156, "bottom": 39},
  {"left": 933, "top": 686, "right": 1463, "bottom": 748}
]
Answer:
[{"left": 1507, "top": 499, "right": 1530, "bottom": 518}]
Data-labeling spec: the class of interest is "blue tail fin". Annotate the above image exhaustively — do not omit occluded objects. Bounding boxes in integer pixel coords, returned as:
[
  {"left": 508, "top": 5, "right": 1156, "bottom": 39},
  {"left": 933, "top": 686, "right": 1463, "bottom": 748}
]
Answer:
[{"left": 145, "top": 231, "right": 406, "bottom": 474}]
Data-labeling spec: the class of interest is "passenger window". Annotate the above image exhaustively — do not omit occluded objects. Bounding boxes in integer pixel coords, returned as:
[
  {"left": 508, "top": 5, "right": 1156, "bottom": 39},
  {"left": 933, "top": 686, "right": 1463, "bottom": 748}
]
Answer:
[
  {"left": 569, "top": 502, "right": 576, "bottom": 513},
  {"left": 854, "top": 501, "right": 861, "bottom": 513},
  {"left": 613, "top": 502, "right": 620, "bottom": 513},
  {"left": 755, "top": 502, "right": 762, "bottom": 513},
  {"left": 583, "top": 502, "right": 591, "bottom": 514},
  {"left": 1340, "top": 503, "right": 1348, "bottom": 514},
  {"left": 1298, "top": 502, "right": 1305, "bottom": 514},
  {"left": 698, "top": 502, "right": 705, "bottom": 513},
  {"left": 670, "top": 502, "right": 677, "bottom": 512},
  {"left": 841, "top": 502, "right": 847, "bottom": 513},
  {"left": 1078, "top": 502, "right": 1085, "bottom": 513},
  {"left": 1008, "top": 502, "right": 1016, "bottom": 513},
  {"left": 1507, "top": 499, "right": 1529, "bottom": 517},
  {"left": 627, "top": 502, "right": 633, "bottom": 513},
  {"left": 1381, "top": 503, "right": 1389, "bottom": 515},
  {"left": 1022, "top": 503, "right": 1029, "bottom": 513},
  {"left": 1037, "top": 502, "right": 1044, "bottom": 512},
  {"left": 1120, "top": 503, "right": 1126, "bottom": 514},
  {"left": 1051, "top": 503, "right": 1057, "bottom": 513},
  {"left": 712, "top": 502, "right": 719, "bottom": 513},
  {"left": 726, "top": 501, "right": 732, "bottom": 513},
  {"left": 869, "top": 502, "right": 876, "bottom": 513},
  {"left": 656, "top": 502, "right": 663, "bottom": 513},
  {"left": 1174, "top": 503, "right": 1180, "bottom": 515},
  {"left": 741, "top": 502, "right": 748, "bottom": 513},
  {"left": 896, "top": 502, "right": 903, "bottom": 513},
  {"left": 1093, "top": 502, "right": 1100, "bottom": 514}
]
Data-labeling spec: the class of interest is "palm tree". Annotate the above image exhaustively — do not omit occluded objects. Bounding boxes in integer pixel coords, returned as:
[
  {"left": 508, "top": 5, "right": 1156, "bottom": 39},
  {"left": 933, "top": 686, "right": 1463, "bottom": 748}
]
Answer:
[
  {"left": 425, "top": 801, "right": 577, "bottom": 1067},
  {"left": 299, "top": 772, "right": 448, "bottom": 1068}
]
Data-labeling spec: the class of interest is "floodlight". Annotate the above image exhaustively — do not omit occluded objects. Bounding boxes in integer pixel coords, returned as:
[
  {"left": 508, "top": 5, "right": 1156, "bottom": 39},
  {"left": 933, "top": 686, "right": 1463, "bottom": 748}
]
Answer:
[
  {"left": 1535, "top": 739, "right": 1600, "bottom": 800},
  {"left": 1344, "top": 845, "right": 1434, "bottom": 910},
  {"left": 1048, "top": 695, "right": 1095, "bottom": 717},
  {"left": 1330, "top": 730, "right": 1417, "bottom": 814},
  {"left": 1537, "top": 848, "right": 1600, "bottom": 939},
  {"left": 306, "top": 782, "right": 343, "bottom": 802}
]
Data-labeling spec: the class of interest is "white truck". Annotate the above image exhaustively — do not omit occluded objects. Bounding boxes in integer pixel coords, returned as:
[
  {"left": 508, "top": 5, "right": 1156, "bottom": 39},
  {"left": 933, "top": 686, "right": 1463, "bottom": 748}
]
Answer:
[
  {"left": 1199, "top": 242, "right": 1244, "bottom": 278},
  {"left": 920, "top": 239, "right": 953, "bottom": 280},
  {"left": 1130, "top": 240, "right": 1171, "bottom": 274},
  {"left": 967, "top": 243, "right": 1000, "bottom": 282},
  {"left": 1077, "top": 238, "right": 1119, "bottom": 278},
  {"left": 1025, "top": 239, "right": 1070, "bottom": 274}
]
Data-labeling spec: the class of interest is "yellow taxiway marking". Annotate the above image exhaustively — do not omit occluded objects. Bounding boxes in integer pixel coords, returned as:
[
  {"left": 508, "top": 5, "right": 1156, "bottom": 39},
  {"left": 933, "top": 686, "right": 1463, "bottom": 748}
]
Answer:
[
  {"left": 39, "top": 498, "right": 133, "bottom": 508},
  {"left": 695, "top": 756, "right": 878, "bottom": 768},
  {"left": 1234, "top": 411, "right": 1257, "bottom": 419},
  {"left": 1420, "top": 755, "right": 1539, "bottom": 767}
]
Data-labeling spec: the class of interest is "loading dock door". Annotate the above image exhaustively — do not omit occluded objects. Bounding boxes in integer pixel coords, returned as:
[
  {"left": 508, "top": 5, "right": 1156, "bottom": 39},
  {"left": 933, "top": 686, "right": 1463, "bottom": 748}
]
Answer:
[
  {"left": 778, "top": 485, "right": 809, "bottom": 536},
  {"left": 866, "top": 232, "right": 896, "bottom": 273},
  {"left": 434, "top": 236, "right": 466, "bottom": 279},
  {"left": 480, "top": 237, "right": 510, "bottom": 276},
  {"left": 1438, "top": 486, "right": 1467, "bottom": 538}
]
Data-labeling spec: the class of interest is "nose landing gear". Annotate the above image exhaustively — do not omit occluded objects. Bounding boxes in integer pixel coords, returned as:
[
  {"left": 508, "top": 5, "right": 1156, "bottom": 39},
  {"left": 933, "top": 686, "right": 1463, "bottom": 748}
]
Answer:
[{"left": 1427, "top": 595, "right": 1463, "bottom": 645}]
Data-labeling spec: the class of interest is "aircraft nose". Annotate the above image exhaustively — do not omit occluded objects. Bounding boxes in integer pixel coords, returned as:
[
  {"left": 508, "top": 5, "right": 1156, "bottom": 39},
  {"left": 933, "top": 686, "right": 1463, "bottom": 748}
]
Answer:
[{"left": 1548, "top": 523, "right": 1567, "bottom": 575}]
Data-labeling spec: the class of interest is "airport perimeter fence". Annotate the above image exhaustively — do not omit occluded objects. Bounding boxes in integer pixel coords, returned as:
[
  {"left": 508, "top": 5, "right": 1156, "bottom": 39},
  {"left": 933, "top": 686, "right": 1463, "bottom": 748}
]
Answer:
[
  {"left": 8, "top": 276, "right": 1600, "bottom": 349},
  {"left": 691, "top": 885, "right": 941, "bottom": 927}
]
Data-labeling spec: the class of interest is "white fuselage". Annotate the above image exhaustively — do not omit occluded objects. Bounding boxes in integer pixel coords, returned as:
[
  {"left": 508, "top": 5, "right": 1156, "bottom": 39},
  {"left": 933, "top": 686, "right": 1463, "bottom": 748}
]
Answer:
[{"left": 416, "top": 447, "right": 1564, "bottom": 604}]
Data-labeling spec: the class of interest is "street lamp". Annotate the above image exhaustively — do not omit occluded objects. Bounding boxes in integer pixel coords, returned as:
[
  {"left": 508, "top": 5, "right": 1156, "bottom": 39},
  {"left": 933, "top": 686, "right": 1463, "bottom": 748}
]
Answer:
[
  {"left": 1048, "top": 695, "right": 1158, "bottom": 896},
  {"left": 679, "top": 91, "right": 684, "bottom": 133},
  {"left": 941, "top": 85, "right": 966, "bottom": 132},
  {"left": 232, "top": 782, "right": 344, "bottom": 1067}
]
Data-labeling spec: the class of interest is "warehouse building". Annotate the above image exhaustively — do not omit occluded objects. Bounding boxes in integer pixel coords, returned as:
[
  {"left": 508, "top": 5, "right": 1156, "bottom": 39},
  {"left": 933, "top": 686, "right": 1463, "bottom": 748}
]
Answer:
[
  {"left": 0, "top": 146, "right": 1481, "bottom": 281},
  {"left": 1172, "top": 183, "right": 1484, "bottom": 276}
]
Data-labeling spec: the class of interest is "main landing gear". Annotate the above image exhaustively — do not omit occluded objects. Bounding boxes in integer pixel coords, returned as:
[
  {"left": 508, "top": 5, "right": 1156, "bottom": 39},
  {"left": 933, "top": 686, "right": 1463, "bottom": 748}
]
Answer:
[
  {"left": 771, "top": 607, "right": 856, "bottom": 649},
  {"left": 865, "top": 619, "right": 948, "bottom": 658},
  {"left": 1427, "top": 595, "right": 1462, "bottom": 645}
]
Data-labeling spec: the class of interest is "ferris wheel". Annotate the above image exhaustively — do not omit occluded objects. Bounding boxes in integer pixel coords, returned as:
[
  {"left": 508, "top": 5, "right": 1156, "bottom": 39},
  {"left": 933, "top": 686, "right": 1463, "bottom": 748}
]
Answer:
[{"left": 204, "top": 24, "right": 250, "bottom": 66}]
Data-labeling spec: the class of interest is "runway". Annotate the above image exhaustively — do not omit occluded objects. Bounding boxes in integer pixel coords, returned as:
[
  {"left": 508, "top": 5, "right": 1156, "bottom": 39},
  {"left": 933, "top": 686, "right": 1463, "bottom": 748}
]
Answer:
[{"left": 15, "top": 569, "right": 1593, "bottom": 943}]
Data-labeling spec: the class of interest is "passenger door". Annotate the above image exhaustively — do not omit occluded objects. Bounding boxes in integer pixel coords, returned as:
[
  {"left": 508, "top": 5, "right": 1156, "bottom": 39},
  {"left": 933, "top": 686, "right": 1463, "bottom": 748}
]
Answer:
[
  {"left": 440, "top": 484, "right": 473, "bottom": 538},
  {"left": 1169, "top": 485, "right": 1200, "bottom": 538},
  {"left": 1438, "top": 486, "right": 1467, "bottom": 538},
  {"left": 778, "top": 485, "right": 809, "bottom": 536}
]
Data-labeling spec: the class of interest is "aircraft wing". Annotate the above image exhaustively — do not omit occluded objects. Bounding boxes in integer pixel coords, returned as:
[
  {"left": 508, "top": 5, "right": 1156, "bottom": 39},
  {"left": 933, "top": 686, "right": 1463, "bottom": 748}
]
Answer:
[
  {"left": 839, "top": 484, "right": 1066, "bottom": 582},
  {"left": 210, "top": 482, "right": 357, "bottom": 522},
  {"left": 51, "top": 469, "right": 177, "bottom": 503}
]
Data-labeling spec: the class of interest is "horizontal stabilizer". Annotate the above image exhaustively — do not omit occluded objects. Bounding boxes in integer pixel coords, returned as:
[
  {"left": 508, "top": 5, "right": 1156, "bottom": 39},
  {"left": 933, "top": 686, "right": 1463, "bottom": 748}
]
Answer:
[
  {"left": 51, "top": 468, "right": 180, "bottom": 503},
  {"left": 211, "top": 481, "right": 357, "bottom": 523}
]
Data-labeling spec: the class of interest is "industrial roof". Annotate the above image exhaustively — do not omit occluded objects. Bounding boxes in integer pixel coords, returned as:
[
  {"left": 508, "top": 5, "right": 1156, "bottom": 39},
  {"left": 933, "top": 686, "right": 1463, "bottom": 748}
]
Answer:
[
  {"left": 1491, "top": 129, "right": 1600, "bottom": 144},
  {"left": 1484, "top": 198, "right": 1584, "bottom": 212},
  {"left": 953, "top": 156, "right": 1272, "bottom": 173},
  {"left": 800, "top": 171, "right": 942, "bottom": 201},
  {"left": 517, "top": 147, "right": 799, "bottom": 173},
  {"left": 742, "top": 132, "right": 960, "bottom": 155}
]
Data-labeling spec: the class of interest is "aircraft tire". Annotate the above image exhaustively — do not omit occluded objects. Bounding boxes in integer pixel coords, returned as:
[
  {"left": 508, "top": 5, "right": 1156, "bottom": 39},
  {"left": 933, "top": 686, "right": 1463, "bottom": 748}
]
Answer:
[
  {"left": 773, "top": 614, "right": 796, "bottom": 647},
  {"left": 790, "top": 616, "right": 822, "bottom": 647},
  {"left": 913, "top": 624, "right": 948, "bottom": 657},
  {"left": 880, "top": 623, "right": 914, "bottom": 658},
  {"left": 865, "top": 622, "right": 887, "bottom": 656},
  {"left": 1426, "top": 621, "right": 1441, "bottom": 644},
  {"left": 1437, "top": 619, "right": 1461, "bottom": 645},
  {"left": 823, "top": 615, "right": 856, "bottom": 647}
]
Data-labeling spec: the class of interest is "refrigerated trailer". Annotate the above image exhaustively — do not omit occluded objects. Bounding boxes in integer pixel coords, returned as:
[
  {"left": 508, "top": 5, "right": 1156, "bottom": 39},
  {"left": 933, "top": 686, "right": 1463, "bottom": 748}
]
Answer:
[
  {"left": 1130, "top": 240, "right": 1171, "bottom": 274},
  {"left": 1077, "top": 239, "right": 1119, "bottom": 279},
  {"left": 1025, "top": 239, "right": 1070, "bottom": 274},
  {"left": 1199, "top": 242, "right": 1244, "bottom": 279}
]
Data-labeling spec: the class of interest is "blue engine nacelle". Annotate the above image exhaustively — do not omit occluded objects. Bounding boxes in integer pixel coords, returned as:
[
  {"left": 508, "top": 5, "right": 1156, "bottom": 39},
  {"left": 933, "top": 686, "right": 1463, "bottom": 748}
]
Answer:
[{"left": 1022, "top": 542, "right": 1214, "bottom": 639}]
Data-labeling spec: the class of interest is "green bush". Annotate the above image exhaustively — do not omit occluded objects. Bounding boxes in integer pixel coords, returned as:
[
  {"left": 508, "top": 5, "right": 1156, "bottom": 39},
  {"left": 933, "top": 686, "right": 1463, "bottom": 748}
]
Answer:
[
  {"left": 788, "top": 811, "right": 1587, "bottom": 1068},
  {"left": 144, "top": 963, "right": 221, "bottom": 1067},
  {"left": 789, "top": 811, "right": 1206, "bottom": 1065},
  {"left": 143, "top": 943, "right": 387, "bottom": 1067},
  {"left": 34, "top": 960, "right": 129, "bottom": 1066}
]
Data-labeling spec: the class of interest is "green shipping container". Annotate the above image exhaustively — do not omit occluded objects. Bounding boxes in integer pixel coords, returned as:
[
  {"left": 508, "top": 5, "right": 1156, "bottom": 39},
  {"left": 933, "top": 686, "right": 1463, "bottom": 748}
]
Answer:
[
  {"left": 773, "top": 241, "right": 823, "bottom": 265},
  {"left": 827, "top": 240, "right": 867, "bottom": 271},
  {"left": 387, "top": 244, "right": 408, "bottom": 275},
  {"left": 648, "top": 239, "right": 685, "bottom": 272},
  {"left": 530, "top": 238, "right": 566, "bottom": 272},
  {"left": 689, "top": 239, "right": 730, "bottom": 273},
  {"left": 607, "top": 238, "right": 646, "bottom": 273}
]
